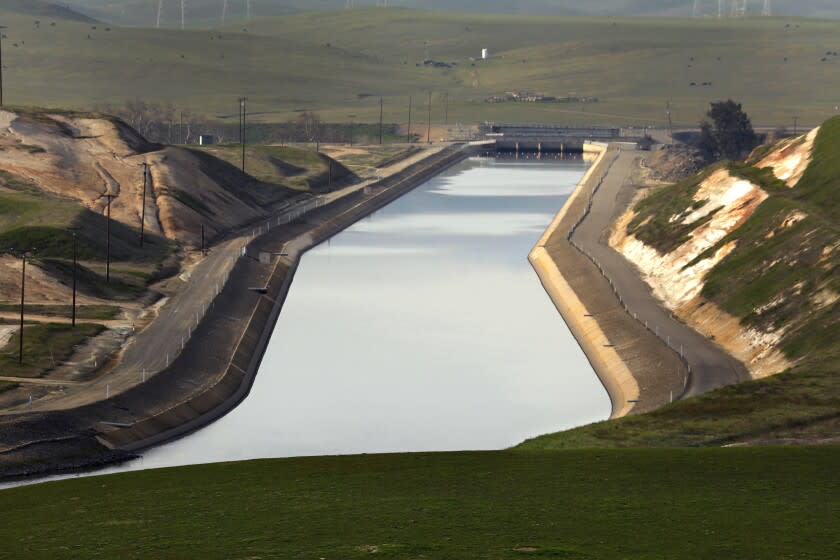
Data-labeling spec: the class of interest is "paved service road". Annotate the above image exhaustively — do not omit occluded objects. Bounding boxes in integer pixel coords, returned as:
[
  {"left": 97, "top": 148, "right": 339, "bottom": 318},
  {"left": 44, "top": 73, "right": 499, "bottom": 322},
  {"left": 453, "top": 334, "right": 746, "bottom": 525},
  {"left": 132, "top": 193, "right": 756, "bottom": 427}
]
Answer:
[
  {"left": 573, "top": 148, "right": 748, "bottom": 397},
  {"left": 4, "top": 145, "right": 448, "bottom": 414}
]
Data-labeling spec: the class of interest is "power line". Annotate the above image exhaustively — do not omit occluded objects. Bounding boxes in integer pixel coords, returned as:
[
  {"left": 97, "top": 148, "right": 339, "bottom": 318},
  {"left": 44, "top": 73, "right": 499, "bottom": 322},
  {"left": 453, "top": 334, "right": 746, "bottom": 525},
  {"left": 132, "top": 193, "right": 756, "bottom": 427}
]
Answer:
[
  {"left": 426, "top": 91, "right": 432, "bottom": 144},
  {"left": 406, "top": 96, "right": 412, "bottom": 143},
  {"left": 378, "top": 97, "right": 384, "bottom": 145}
]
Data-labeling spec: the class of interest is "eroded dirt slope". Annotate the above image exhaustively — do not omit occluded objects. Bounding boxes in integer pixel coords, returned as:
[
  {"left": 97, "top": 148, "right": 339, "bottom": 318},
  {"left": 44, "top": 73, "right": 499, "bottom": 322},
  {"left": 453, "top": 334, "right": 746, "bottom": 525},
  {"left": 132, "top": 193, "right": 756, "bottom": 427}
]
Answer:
[
  {"left": 0, "top": 109, "right": 295, "bottom": 246},
  {"left": 614, "top": 126, "right": 831, "bottom": 379}
]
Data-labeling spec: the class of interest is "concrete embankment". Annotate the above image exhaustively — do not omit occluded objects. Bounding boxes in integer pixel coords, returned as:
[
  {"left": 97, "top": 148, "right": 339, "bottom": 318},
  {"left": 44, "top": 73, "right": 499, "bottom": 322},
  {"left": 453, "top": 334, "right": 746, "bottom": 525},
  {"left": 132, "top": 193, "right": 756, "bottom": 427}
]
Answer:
[
  {"left": 102, "top": 144, "right": 475, "bottom": 451},
  {"left": 0, "top": 144, "right": 476, "bottom": 479},
  {"left": 529, "top": 143, "right": 688, "bottom": 418},
  {"left": 529, "top": 144, "right": 638, "bottom": 418}
]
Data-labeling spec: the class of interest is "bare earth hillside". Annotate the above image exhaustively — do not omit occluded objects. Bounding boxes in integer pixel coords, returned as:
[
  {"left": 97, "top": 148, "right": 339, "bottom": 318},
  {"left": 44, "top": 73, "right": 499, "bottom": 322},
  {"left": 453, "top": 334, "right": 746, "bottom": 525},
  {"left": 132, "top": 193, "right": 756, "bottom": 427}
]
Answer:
[
  {"left": 0, "top": 109, "right": 311, "bottom": 396},
  {"left": 0, "top": 110, "right": 295, "bottom": 247},
  {"left": 611, "top": 124, "right": 834, "bottom": 379}
]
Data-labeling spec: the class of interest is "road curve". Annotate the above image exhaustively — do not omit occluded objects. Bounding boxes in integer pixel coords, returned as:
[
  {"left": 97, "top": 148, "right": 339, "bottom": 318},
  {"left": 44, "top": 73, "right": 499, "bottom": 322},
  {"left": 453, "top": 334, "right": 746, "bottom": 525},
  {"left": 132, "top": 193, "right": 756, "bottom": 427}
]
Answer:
[{"left": 572, "top": 148, "right": 749, "bottom": 397}]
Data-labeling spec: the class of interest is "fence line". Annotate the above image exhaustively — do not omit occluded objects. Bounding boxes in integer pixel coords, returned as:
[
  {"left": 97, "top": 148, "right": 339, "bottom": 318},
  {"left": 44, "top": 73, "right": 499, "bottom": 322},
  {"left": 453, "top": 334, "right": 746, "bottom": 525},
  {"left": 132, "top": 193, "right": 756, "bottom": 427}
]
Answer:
[
  {"left": 129, "top": 145, "right": 466, "bottom": 392},
  {"left": 566, "top": 148, "right": 692, "bottom": 400}
]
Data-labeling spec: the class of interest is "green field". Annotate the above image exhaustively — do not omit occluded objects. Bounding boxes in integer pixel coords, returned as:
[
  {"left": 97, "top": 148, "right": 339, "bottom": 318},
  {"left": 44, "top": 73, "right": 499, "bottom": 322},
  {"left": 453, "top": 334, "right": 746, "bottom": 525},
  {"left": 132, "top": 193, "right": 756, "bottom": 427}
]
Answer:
[
  {"left": 1, "top": 447, "right": 838, "bottom": 559},
  {"left": 0, "top": 323, "right": 104, "bottom": 379},
  {"left": 0, "top": 304, "right": 120, "bottom": 320},
  {"left": 194, "top": 144, "right": 335, "bottom": 190},
  {"left": 1, "top": 7, "right": 840, "bottom": 127}
]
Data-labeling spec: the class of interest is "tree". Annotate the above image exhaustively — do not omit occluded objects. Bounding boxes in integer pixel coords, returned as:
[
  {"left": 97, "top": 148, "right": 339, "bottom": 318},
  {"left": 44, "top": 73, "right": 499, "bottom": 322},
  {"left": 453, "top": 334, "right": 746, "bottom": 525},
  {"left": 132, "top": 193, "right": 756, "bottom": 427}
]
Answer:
[{"left": 698, "top": 99, "right": 758, "bottom": 162}]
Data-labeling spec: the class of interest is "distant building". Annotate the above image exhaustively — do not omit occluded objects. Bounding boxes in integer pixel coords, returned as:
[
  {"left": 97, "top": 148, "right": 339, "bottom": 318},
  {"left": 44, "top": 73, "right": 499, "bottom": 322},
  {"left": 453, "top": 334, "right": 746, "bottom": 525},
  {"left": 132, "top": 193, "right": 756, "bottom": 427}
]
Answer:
[
  {"left": 199, "top": 134, "right": 215, "bottom": 146},
  {"left": 481, "top": 48, "right": 489, "bottom": 60}
]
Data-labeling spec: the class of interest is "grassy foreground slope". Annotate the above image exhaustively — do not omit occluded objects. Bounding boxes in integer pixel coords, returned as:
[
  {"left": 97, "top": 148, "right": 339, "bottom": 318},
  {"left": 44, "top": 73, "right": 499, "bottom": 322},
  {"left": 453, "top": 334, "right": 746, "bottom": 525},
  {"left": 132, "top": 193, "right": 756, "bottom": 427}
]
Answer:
[
  {"left": 1, "top": 7, "right": 840, "bottom": 125},
  {"left": 522, "top": 119, "right": 839, "bottom": 450},
  {"left": 2, "top": 448, "right": 838, "bottom": 559}
]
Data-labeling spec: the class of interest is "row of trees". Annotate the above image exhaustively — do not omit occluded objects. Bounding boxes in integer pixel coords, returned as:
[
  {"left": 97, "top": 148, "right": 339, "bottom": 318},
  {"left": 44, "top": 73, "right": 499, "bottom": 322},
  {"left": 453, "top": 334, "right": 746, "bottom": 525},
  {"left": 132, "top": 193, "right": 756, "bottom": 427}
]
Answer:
[
  {"left": 98, "top": 99, "right": 765, "bottom": 161},
  {"left": 95, "top": 101, "right": 205, "bottom": 145},
  {"left": 94, "top": 102, "right": 397, "bottom": 145}
]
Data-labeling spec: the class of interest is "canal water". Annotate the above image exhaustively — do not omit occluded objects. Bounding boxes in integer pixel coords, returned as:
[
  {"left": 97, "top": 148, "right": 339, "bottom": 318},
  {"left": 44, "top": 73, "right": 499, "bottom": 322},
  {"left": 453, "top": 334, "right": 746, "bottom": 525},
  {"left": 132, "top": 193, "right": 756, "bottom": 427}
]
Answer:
[{"left": 24, "top": 156, "right": 611, "bottom": 482}]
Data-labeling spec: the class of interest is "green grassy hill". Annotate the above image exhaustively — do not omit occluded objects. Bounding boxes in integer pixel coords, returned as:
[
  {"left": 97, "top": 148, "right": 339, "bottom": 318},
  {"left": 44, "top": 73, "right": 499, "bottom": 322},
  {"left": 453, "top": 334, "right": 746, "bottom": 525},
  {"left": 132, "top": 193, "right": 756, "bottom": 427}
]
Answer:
[
  {"left": 1, "top": 447, "right": 837, "bottom": 559},
  {"left": 521, "top": 118, "right": 839, "bottom": 449},
  {"left": 1, "top": 7, "right": 839, "bottom": 127}
]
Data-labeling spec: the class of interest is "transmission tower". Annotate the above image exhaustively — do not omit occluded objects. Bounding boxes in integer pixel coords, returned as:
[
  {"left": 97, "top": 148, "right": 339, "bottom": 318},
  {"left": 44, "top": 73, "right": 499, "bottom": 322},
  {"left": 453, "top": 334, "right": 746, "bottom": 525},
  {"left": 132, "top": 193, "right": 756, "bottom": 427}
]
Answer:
[
  {"left": 156, "top": 0, "right": 163, "bottom": 28},
  {"left": 222, "top": 0, "right": 227, "bottom": 25},
  {"left": 762, "top": 0, "right": 772, "bottom": 16},
  {"left": 693, "top": 0, "right": 700, "bottom": 17},
  {"left": 246, "top": 0, "right": 252, "bottom": 19},
  {"left": 180, "top": 0, "right": 185, "bottom": 30}
]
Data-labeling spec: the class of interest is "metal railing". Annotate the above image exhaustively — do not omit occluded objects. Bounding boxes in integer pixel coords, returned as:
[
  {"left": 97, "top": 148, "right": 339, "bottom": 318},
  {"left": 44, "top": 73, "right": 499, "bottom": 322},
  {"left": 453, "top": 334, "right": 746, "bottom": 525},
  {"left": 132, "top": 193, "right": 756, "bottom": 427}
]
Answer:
[{"left": 566, "top": 148, "right": 692, "bottom": 402}]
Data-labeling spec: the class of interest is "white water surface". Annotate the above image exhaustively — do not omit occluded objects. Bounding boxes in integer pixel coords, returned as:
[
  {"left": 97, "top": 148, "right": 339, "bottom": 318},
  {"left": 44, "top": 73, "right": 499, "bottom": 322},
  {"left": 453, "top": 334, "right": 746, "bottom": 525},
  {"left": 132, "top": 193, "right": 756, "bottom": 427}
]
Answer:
[{"left": 4, "top": 157, "right": 610, "bottom": 487}]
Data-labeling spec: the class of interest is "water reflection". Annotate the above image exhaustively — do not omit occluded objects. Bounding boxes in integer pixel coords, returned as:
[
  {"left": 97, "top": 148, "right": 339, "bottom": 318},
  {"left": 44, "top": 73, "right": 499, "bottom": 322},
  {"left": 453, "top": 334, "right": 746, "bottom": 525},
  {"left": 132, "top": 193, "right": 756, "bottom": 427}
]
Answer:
[{"left": 50, "top": 157, "right": 612, "bottom": 478}]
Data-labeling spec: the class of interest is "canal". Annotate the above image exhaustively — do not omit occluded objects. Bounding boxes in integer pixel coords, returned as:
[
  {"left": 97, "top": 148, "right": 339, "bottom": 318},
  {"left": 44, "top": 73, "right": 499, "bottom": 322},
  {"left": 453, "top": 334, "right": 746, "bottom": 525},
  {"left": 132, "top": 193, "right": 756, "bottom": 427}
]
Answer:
[{"left": 77, "top": 156, "right": 611, "bottom": 477}]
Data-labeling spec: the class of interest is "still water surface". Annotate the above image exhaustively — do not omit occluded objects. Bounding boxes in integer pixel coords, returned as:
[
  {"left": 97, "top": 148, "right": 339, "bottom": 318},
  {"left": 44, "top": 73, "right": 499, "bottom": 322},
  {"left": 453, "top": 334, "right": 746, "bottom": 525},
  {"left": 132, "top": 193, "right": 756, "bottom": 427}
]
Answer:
[{"left": 54, "top": 157, "right": 611, "bottom": 480}]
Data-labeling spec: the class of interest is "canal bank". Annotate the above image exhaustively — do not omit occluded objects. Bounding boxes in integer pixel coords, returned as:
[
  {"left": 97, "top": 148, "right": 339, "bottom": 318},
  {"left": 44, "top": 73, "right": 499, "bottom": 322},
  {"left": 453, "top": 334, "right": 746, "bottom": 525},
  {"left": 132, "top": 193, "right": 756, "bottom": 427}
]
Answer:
[
  {"left": 98, "top": 156, "right": 608, "bottom": 470},
  {"left": 0, "top": 144, "right": 479, "bottom": 480},
  {"left": 529, "top": 143, "right": 687, "bottom": 418}
]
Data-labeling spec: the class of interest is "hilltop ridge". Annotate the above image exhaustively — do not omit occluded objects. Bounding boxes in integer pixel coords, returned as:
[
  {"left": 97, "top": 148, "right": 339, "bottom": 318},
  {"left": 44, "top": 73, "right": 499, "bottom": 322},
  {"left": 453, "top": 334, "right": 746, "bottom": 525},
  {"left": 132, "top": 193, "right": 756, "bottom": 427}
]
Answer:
[{"left": 0, "top": 0, "right": 96, "bottom": 22}]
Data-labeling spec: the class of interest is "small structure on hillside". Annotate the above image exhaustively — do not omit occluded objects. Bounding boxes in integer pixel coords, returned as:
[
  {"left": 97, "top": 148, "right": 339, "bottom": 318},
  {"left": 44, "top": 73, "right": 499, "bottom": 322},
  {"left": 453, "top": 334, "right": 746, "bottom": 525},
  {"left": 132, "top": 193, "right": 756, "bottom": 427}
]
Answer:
[
  {"left": 481, "top": 48, "right": 489, "bottom": 60},
  {"left": 199, "top": 134, "right": 215, "bottom": 146}
]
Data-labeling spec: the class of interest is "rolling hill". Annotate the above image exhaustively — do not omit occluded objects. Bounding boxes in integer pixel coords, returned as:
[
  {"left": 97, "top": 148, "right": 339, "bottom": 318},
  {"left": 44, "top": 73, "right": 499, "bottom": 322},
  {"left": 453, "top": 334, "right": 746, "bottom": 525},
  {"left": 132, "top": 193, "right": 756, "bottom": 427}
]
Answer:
[{"left": 0, "top": 7, "right": 839, "bottom": 128}]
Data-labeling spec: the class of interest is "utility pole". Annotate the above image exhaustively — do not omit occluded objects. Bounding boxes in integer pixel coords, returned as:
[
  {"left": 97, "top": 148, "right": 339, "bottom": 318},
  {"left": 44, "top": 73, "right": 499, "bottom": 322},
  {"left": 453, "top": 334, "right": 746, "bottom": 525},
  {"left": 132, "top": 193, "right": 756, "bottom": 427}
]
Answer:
[
  {"left": 201, "top": 224, "right": 205, "bottom": 256},
  {"left": 18, "top": 251, "right": 26, "bottom": 364},
  {"left": 180, "top": 111, "right": 184, "bottom": 144},
  {"left": 0, "top": 25, "right": 7, "bottom": 107},
  {"left": 240, "top": 97, "right": 247, "bottom": 172},
  {"left": 406, "top": 96, "right": 413, "bottom": 143},
  {"left": 378, "top": 97, "right": 384, "bottom": 145},
  {"left": 349, "top": 116, "right": 355, "bottom": 147},
  {"left": 71, "top": 232, "right": 77, "bottom": 327},
  {"left": 793, "top": 115, "right": 799, "bottom": 135},
  {"left": 140, "top": 163, "right": 148, "bottom": 247},
  {"left": 426, "top": 91, "right": 432, "bottom": 144},
  {"left": 444, "top": 91, "right": 449, "bottom": 126},
  {"left": 181, "top": 0, "right": 185, "bottom": 30},
  {"left": 222, "top": 0, "right": 227, "bottom": 25},
  {"left": 71, "top": 232, "right": 77, "bottom": 328},
  {"left": 666, "top": 100, "right": 674, "bottom": 142},
  {"left": 246, "top": 0, "right": 252, "bottom": 19},
  {"left": 157, "top": 0, "right": 163, "bottom": 28},
  {"left": 762, "top": 0, "right": 771, "bottom": 16},
  {"left": 105, "top": 194, "right": 114, "bottom": 283}
]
